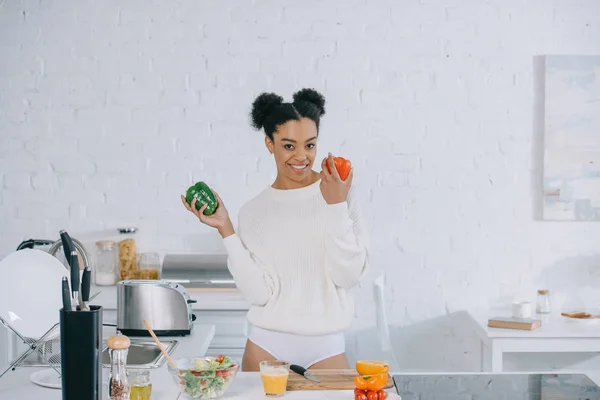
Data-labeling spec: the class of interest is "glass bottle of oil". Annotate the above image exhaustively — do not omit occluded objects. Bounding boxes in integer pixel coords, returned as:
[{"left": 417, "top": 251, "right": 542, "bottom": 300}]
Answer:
[{"left": 128, "top": 370, "right": 152, "bottom": 400}]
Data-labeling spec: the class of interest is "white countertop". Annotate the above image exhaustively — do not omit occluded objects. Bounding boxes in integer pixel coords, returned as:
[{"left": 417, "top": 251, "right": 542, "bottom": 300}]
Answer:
[
  {"left": 469, "top": 310, "right": 600, "bottom": 339},
  {"left": 90, "top": 284, "right": 251, "bottom": 311},
  {"left": 0, "top": 323, "right": 215, "bottom": 399}
]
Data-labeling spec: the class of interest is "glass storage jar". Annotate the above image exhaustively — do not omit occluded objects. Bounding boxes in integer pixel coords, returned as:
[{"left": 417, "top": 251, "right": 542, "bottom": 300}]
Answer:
[
  {"left": 137, "top": 252, "right": 161, "bottom": 280},
  {"left": 536, "top": 289, "right": 551, "bottom": 314},
  {"left": 128, "top": 370, "right": 152, "bottom": 400},
  {"left": 117, "top": 228, "right": 138, "bottom": 281},
  {"left": 94, "top": 240, "right": 117, "bottom": 286}
]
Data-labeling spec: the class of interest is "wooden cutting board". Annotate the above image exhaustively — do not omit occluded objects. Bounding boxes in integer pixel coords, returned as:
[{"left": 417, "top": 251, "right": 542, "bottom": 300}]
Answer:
[{"left": 286, "top": 369, "right": 394, "bottom": 391}]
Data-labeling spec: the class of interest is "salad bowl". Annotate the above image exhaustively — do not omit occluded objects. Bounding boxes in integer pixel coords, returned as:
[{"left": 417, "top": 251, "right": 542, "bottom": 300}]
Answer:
[{"left": 168, "top": 354, "right": 239, "bottom": 399}]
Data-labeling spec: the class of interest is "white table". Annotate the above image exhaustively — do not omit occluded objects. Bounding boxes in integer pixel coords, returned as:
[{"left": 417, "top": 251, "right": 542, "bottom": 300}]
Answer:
[{"left": 469, "top": 311, "right": 600, "bottom": 372}]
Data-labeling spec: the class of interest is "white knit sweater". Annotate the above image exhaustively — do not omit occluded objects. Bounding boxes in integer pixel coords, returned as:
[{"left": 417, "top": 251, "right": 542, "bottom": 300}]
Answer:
[{"left": 222, "top": 179, "right": 369, "bottom": 336}]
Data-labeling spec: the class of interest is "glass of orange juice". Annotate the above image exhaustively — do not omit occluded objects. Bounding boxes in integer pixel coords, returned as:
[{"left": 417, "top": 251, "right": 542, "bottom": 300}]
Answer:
[{"left": 259, "top": 360, "right": 290, "bottom": 397}]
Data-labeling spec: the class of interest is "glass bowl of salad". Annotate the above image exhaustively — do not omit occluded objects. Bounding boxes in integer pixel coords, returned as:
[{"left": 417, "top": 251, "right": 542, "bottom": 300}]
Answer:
[{"left": 168, "top": 354, "right": 239, "bottom": 399}]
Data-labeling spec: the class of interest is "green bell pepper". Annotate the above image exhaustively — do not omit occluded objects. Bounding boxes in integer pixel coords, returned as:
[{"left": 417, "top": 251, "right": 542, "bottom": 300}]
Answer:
[{"left": 185, "top": 181, "right": 218, "bottom": 215}]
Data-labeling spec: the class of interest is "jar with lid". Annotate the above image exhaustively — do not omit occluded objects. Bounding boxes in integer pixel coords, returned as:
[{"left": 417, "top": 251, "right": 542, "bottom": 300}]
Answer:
[
  {"left": 107, "top": 334, "right": 131, "bottom": 400},
  {"left": 137, "top": 252, "right": 161, "bottom": 280},
  {"left": 128, "top": 370, "right": 152, "bottom": 400},
  {"left": 536, "top": 289, "right": 551, "bottom": 313},
  {"left": 117, "top": 228, "right": 139, "bottom": 281},
  {"left": 94, "top": 240, "right": 117, "bottom": 286}
]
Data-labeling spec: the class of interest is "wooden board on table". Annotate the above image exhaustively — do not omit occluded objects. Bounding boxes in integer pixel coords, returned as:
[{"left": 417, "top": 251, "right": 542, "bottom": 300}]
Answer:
[{"left": 286, "top": 369, "right": 394, "bottom": 391}]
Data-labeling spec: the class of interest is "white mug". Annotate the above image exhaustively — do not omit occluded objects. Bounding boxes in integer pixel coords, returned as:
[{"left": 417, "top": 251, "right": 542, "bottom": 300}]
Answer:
[{"left": 512, "top": 301, "right": 532, "bottom": 319}]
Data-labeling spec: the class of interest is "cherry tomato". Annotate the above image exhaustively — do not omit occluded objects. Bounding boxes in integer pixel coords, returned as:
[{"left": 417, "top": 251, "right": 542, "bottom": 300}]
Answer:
[
  {"left": 354, "top": 390, "right": 367, "bottom": 400},
  {"left": 377, "top": 390, "right": 388, "bottom": 400},
  {"left": 367, "top": 390, "right": 378, "bottom": 400},
  {"left": 215, "top": 354, "right": 224, "bottom": 363}
]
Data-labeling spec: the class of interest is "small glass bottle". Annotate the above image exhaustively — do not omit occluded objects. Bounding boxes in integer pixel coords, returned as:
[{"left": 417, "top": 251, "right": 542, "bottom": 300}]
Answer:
[
  {"left": 94, "top": 240, "right": 117, "bottom": 286},
  {"left": 107, "top": 335, "right": 131, "bottom": 400},
  {"left": 536, "top": 289, "right": 551, "bottom": 314},
  {"left": 128, "top": 370, "right": 152, "bottom": 400}
]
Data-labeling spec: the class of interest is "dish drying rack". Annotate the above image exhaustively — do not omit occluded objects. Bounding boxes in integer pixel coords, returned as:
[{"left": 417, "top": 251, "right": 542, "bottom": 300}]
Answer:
[{"left": 0, "top": 316, "right": 61, "bottom": 380}]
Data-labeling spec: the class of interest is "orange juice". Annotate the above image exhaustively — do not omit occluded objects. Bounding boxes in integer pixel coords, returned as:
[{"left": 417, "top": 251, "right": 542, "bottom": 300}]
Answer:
[{"left": 259, "top": 361, "right": 290, "bottom": 397}]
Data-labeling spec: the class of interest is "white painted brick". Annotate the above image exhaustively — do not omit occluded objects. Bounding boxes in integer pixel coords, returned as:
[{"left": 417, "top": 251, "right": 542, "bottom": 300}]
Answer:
[
  {"left": 57, "top": 174, "right": 84, "bottom": 190},
  {"left": 131, "top": 106, "right": 185, "bottom": 124},
  {"left": 51, "top": 157, "right": 95, "bottom": 174},
  {"left": 206, "top": 56, "right": 261, "bottom": 75},
  {"left": 95, "top": 158, "right": 147, "bottom": 174},
  {"left": 17, "top": 203, "right": 70, "bottom": 220},
  {"left": 3, "top": 172, "right": 32, "bottom": 190}
]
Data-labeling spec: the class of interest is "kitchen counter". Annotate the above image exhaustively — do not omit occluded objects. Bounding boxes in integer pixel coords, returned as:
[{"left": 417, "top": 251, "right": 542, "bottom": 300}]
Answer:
[
  {"left": 0, "top": 316, "right": 402, "bottom": 400},
  {"left": 0, "top": 323, "right": 215, "bottom": 399},
  {"left": 91, "top": 284, "right": 251, "bottom": 311}
]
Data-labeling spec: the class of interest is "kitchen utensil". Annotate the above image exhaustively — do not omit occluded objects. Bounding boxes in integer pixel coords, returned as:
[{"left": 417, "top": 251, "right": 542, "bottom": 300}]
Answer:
[
  {"left": 286, "top": 369, "right": 394, "bottom": 391},
  {"left": 59, "top": 230, "right": 76, "bottom": 264},
  {"left": 0, "top": 249, "right": 66, "bottom": 339},
  {"left": 80, "top": 267, "right": 91, "bottom": 311},
  {"left": 117, "top": 280, "right": 195, "bottom": 336},
  {"left": 69, "top": 250, "right": 79, "bottom": 311},
  {"left": 61, "top": 277, "right": 71, "bottom": 312},
  {"left": 142, "top": 320, "right": 178, "bottom": 369},
  {"left": 59, "top": 305, "right": 103, "bottom": 400},
  {"left": 290, "top": 364, "right": 321, "bottom": 383}
]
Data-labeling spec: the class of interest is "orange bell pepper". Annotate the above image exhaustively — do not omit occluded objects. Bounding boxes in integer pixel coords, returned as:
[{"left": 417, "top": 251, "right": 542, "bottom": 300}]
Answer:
[
  {"left": 326, "top": 156, "right": 352, "bottom": 181},
  {"left": 353, "top": 373, "right": 388, "bottom": 392}
]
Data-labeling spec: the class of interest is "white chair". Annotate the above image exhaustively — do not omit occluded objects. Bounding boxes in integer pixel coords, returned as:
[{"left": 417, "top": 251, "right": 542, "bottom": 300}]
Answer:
[{"left": 373, "top": 272, "right": 401, "bottom": 371}]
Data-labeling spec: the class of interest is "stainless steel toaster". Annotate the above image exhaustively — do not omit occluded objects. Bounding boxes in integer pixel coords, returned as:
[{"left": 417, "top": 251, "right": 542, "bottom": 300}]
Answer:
[{"left": 117, "top": 280, "right": 197, "bottom": 337}]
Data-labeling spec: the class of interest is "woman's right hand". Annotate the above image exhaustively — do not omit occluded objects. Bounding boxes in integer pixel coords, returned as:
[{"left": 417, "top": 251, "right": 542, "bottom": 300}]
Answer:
[{"left": 181, "top": 190, "right": 234, "bottom": 237}]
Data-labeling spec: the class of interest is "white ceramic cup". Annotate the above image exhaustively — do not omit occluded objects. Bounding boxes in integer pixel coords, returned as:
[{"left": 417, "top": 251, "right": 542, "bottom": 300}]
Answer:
[{"left": 512, "top": 301, "right": 533, "bottom": 319}]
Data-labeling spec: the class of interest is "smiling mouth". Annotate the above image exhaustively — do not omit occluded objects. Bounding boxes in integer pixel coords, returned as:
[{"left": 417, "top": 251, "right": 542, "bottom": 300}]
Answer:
[{"left": 288, "top": 163, "right": 309, "bottom": 171}]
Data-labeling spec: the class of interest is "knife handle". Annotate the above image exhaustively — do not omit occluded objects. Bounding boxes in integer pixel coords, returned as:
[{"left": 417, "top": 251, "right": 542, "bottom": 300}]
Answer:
[
  {"left": 62, "top": 277, "right": 72, "bottom": 311},
  {"left": 70, "top": 251, "right": 79, "bottom": 293},
  {"left": 290, "top": 364, "right": 307, "bottom": 376},
  {"left": 81, "top": 267, "right": 91, "bottom": 302},
  {"left": 59, "top": 230, "right": 75, "bottom": 262}
]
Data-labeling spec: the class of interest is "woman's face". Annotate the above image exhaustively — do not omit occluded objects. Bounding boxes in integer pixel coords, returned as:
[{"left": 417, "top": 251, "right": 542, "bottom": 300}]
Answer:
[{"left": 265, "top": 117, "right": 318, "bottom": 185}]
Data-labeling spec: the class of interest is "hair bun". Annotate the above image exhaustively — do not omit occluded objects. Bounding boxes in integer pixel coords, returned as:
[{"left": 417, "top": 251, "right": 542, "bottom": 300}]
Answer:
[
  {"left": 292, "top": 88, "right": 326, "bottom": 116},
  {"left": 250, "top": 93, "right": 284, "bottom": 130}
]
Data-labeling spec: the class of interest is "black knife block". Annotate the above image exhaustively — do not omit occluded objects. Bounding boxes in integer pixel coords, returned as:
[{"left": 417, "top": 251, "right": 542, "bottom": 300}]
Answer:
[{"left": 59, "top": 305, "right": 103, "bottom": 400}]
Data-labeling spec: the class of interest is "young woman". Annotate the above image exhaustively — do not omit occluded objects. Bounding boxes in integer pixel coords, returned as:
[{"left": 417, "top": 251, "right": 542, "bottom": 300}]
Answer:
[{"left": 181, "top": 88, "right": 369, "bottom": 371}]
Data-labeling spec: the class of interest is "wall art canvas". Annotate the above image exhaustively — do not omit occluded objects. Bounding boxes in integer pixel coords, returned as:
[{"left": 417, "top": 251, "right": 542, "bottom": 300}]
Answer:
[{"left": 542, "top": 55, "right": 600, "bottom": 221}]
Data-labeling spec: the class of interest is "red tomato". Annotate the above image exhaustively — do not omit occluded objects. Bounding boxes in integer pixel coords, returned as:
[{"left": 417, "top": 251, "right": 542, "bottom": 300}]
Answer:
[
  {"left": 377, "top": 390, "right": 388, "bottom": 400},
  {"left": 215, "top": 354, "right": 224, "bottom": 363},
  {"left": 216, "top": 370, "right": 229, "bottom": 378},
  {"left": 355, "top": 389, "right": 368, "bottom": 400},
  {"left": 367, "top": 390, "right": 379, "bottom": 400}
]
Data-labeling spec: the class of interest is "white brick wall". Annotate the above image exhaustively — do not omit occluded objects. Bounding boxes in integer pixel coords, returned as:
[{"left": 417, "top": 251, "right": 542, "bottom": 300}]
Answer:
[{"left": 1, "top": 0, "right": 600, "bottom": 371}]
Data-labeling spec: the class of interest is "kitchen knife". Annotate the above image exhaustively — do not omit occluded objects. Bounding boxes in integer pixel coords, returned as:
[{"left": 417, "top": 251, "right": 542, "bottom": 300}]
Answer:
[
  {"left": 59, "top": 230, "right": 75, "bottom": 263},
  {"left": 69, "top": 250, "right": 79, "bottom": 311},
  {"left": 80, "top": 267, "right": 91, "bottom": 311},
  {"left": 290, "top": 364, "right": 321, "bottom": 383},
  {"left": 61, "top": 277, "right": 71, "bottom": 311}
]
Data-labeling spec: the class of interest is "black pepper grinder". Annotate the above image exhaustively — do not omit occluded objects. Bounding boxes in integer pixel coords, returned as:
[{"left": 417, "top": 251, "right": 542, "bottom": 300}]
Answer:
[{"left": 107, "top": 335, "right": 131, "bottom": 400}]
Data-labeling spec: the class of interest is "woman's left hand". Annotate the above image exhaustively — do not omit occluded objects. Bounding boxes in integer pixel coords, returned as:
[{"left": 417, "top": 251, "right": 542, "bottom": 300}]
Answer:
[{"left": 320, "top": 152, "right": 353, "bottom": 204}]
